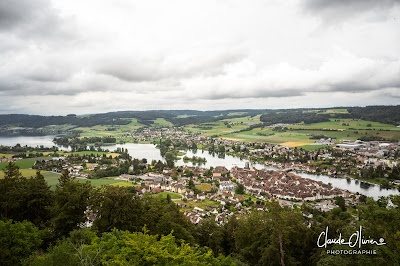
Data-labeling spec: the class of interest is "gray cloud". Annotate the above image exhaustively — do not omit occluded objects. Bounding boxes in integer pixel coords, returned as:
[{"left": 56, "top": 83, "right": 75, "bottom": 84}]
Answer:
[
  {"left": 0, "top": 0, "right": 76, "bottom": 44},
  {"left": 97, "top": 51, "right": 245, "bottom": 82},
  {"left": 0, "top": 0, "right": 399, "bottom": 114},
  {"left": 0, "top": 0, "right": 59, "bottom": 33},
  {"left": 0, "top": 0, "right": 45, "bottom": 29},
  {"left": 303, "top": 0, "right": 400, "bottom": 21}
]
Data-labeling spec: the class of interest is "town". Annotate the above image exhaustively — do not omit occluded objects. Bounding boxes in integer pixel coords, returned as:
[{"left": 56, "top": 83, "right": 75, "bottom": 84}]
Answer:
[{"left": 11, "top": 143, "right": 373, "bottom": 225}]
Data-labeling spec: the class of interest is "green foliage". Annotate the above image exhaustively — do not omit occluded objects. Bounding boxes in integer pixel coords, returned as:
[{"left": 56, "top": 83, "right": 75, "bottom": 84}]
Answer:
[
  {"left": 335, "top": 196, "right": 346, "bottom": 211},
  {"left": 2, "top": 161, "right": 23, "bottom": 179},
  {"left": 0, "top": 220, "right": 41, "bottom": 266},
  {"left": 92, "top": 186, "right": 144, "bottom": 233},
  {"left": 92, "top": 187, "right": 195, "bottom": 244},
  {"left": 195, "top": 218, "right": 226, "bottom": 256},
  {"left": 58, "top": 170, "right": 74, "bottom": 186},
  {"left": 235, "top": 183, "right": 245, "bottom": 194},
  {"left": 28, "top": 229, "right": 235, "bottom": 266},
  {"left": 0, "top": 165, "right": 53, "bottom": 228},
  {"left": 224, "top": 201, "right": 315, "bottom": 265},
  {"left": 260, "top": 111, "right": 330, "bottom": 125},
  {"left": 316, "top": 195, "right": 400, "bottom": 265},
  {"left": 51, "top": 180, "right": 92, "bottom": 238},
  {"left": 1, "top": 169, "right": 399, "bottom": 266}
]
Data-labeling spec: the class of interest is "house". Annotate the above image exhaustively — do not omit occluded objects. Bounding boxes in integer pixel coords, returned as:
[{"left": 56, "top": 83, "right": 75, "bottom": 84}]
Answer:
[
  {"left": 135, "top": 186, "right": 150, "bottom": 194},
  {"left": 151, "top": 187, "right": 163, "bottom": 194},
  {"left": 302, "top": 211, "right": 313, "bottom": 219},
  {"left": 197, "top": 193, "right": 206, "bottom": 200},
  {"left": 173, "top": 184, "right": 186, "bottom": 194},
  {"left": 117, "top": 174, "right": 135, "bottom": 181},
  {"left": 219, "top": 181, "right": 237, "bottom": 192},
  {"left": 213, "top": 166, "right": 228, "bottom": 178}
]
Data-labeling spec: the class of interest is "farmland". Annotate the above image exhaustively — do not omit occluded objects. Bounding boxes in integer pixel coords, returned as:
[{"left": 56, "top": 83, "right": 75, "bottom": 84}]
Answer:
[
  {"left": 176, "top": 199, "right": 220, "bottom": 210},
  {"left": 152, "top": 191, "right": 182, "bottom": 199},
  {"left": 195, "top": 183, "right": 212, "bottom": 191},
  {"left": 186, "top": 116, "right": 400, "bottom": 147},
  {"left": 72, "top": 118, "right": 144, "bottom": 137},
  {"left": 0, "top": 169, "right": 38, "bottom": 179},
  {"left": 76, "top": 178, "right": 134, "bottom": 187},
  {"left": 46, "top": 108, "right": 400, "bottom": 146},
  {"left": 185, "top": 115, "right": 261, "bottom": 137},
  {"left": 152, "top": 118, "right": 173, "bottom": 127},
  {"left": 0, "top": 157, "right": 49, "bottom": 170},
  {"left": 0, "top": 167, "right": 134, "bottom": 189}
]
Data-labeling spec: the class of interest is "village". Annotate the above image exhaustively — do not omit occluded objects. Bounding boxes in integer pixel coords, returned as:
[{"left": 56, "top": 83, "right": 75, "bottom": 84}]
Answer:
[
  {"left": 27, "top": 149, "right": 350, "bottom": 225},
  {"left": 117, "top": 126, "right": 400, "bottom": 187},
  {"left": 115, "top": 163, "right": 349, "bottom": 224}
]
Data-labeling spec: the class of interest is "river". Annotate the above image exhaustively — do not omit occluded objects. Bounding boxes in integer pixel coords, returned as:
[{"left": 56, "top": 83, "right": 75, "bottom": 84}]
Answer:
[{"left": 1, "top": 135, "right": 399, "bottom": 199}]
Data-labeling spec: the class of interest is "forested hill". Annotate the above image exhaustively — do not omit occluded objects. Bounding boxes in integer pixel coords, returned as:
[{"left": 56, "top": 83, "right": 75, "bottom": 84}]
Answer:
[
  {"left": 0, "top": 110, "right": 269, "bottom": 128},
  {"left": 346, "top": 105, "right": 400, "bottom": 125},
  {"left": 260, "top": 105, "right": 400, "bottom": 126},
  {"left": 0, "top": 114, "right": 131, "bottom": 128},
  {"left": 0, "top": 105, "right": 399, "bottom": 128}
]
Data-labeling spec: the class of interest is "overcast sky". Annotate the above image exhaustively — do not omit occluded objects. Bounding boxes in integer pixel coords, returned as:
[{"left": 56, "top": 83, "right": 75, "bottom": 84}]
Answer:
[{"left": 0, "top": 0, "right": 399, "bottom": 115}]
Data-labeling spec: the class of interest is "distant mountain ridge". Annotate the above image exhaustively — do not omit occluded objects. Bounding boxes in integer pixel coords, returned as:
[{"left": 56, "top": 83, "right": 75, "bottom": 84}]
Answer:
[{"left": 0, "top": 105, "right": 399, "bottom": 128}]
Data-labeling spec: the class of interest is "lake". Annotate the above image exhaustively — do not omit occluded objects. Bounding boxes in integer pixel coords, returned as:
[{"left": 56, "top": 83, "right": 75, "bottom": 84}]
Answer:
[
  {"left": 0, "top": 135, "right": 60, "bottom": 148},
  {"left": 0, "top": 135, "right": 398, "bottom": 199}
]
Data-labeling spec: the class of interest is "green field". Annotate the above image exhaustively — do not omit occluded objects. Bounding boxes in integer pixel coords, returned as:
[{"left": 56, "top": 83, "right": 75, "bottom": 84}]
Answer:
[
  {"left": 222, "top": 128, "right": 314, "bottom": 144},
  {"left": 319, "top": 108, "right": 349, "bottom": 114},
  {"left": 209, "top": 118, "right": 400, "bottom": 144},
  {"left": 152, "top": 191, "right": 182, "bottom": 199},
  {"left": 297, "top": 145, "right": 330, "bottom": 150},
  {"left": 0, "top": 169, "right": 38, "bottom": 179},
  {"left": 56, "top": 177, "right": 133, "bottom": 190},
  {"left": 0, "top": 167, "right": 133, "bottom": 189},
  {"left": 109, "top": 181, "right": 136, "bottom": 187},
  {"left": 185, "top": 116, "right": 260, "bottom": 137},
  {"left": 223, "top": 115, "right": 261, "bottom": 123},
  {"left": 43, "top": 172, "right": 62, "bottom": 189},
  {"left": 290, "top": 119, "right": 399, "bottom": 131},
  {"left": 176, "top": 199, "right": 220, "bottom": 210},
  {"left": 72, "top": 118, "right": 144, "bottom": 137},
  {"left": 76, "top": 178, "right": 128, "bottom": 187},
  {"left": 195, "top": 183, "right": 212, "bottom": 191},
  {"left": 152, "top": 118, "right": 173, "bottom": 127},
  {"left": 0, "top": 156, "right": 49, "bottom": 170},
  {"left": 0, "top": 170, "right": 61, "bottom": 189}
]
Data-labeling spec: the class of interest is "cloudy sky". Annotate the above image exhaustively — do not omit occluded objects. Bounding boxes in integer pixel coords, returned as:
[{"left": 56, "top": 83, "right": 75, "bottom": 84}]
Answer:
[{"left": 0, "top": 0, "right": 399, "bottom": 115}]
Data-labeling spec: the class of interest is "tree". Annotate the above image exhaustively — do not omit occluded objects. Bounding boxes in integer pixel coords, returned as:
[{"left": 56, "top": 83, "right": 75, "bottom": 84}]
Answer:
[
  {"left": 0, "top": 220, "right": 42, "bottom": 266},
  {"left": 51, "top": 181, "right": 92, "bottom": 238},
  {"left": 164, "top": 152, "right": 175, "bottom": 168},
  {"left": 166, "top": 194, "right": 172, "bottom": 204},
  {"left": 195, "top": 218, "right": 226, "bottom": 256},
  {"left": 229, "top": 200, "right": 314, "bottom": 265},
  {"left": 12, "top": 171, "right": 54, "bottom": 227},
  {"left": 92, "top": 186, "right": 144, "bottom": 234},
  {"left": 0, "top": 166, "right": 53, "bottom": 227},
  {"left": 235, "top": 183, "right": 245, "bottom": 194},
  {"left": 0, "top": 163, "right": 23, "bottom": 220},
  {"left": 29, "top": 229, "right": 234, "bottom": 265},
  {"left": 188, "top": 179, "right": 195, "bottom": 190},
  {"left": 359, "top": 194, "right": 367, "bottom": 203},
  {"left": 58, "top": 169, "right": 74, "bottom": 186},
  {"left": 335, "top": 196, "right": 346, "bottom": 211},
  {"left": 2, "top": 162, "right": 23, "bottom": 179}
]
